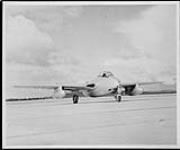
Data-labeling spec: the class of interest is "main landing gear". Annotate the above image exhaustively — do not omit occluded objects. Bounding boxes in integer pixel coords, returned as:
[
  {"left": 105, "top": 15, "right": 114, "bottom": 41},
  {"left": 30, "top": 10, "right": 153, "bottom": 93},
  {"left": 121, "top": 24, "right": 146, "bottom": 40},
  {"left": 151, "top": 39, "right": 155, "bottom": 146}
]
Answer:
[
  {"left": 115, "top": 94, "right": 122, "bottom": 102},
  {"left": 73, "top": 95, "right": 79, "bottom": 104}
]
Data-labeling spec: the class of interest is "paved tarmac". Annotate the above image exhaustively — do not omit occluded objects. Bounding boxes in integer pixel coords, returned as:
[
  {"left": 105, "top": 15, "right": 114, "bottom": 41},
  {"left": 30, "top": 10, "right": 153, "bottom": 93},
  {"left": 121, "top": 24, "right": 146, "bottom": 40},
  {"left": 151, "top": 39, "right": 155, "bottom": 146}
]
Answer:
[{"left": 4, "top": 94, "right": 177, "bottom": 147}]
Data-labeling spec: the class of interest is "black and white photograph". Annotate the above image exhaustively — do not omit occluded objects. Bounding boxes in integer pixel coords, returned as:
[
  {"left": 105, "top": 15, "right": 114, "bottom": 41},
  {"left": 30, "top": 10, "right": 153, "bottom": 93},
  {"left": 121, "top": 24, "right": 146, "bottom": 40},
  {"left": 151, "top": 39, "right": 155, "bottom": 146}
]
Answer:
[{"left": 3, "top": 1, "right": 179, "bottom": 148}]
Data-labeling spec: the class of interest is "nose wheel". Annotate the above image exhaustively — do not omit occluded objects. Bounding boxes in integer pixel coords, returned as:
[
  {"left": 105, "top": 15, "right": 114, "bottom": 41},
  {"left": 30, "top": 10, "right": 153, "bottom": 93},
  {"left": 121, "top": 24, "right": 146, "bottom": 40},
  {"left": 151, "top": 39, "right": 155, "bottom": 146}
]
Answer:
[{"left": 73, "top": 95, "right": 79, "bottom": 104}]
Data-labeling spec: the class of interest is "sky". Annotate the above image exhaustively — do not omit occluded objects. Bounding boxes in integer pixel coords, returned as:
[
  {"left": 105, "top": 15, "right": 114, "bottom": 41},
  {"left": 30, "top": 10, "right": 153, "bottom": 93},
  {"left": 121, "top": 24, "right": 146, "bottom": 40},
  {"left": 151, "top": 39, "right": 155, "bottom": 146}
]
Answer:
[{"left": 4, "top": 3, "right": 177, "bottom": 90}]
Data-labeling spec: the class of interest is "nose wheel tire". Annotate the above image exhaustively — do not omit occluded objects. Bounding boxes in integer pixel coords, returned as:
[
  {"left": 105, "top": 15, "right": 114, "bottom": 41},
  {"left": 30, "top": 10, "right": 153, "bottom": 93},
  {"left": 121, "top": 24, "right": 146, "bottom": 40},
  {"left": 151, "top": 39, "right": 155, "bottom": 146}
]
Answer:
[{"left": 73, "top": 95, "right": 79, "bottom": 104}]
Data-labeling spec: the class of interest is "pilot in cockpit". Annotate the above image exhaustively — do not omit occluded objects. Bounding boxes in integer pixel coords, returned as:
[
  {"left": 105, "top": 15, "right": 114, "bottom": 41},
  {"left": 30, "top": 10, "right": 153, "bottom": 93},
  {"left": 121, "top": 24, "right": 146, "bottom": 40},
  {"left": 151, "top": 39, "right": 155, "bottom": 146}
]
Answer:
[{"left": 98, "top": 71, "right": 114, "bottom": 78}]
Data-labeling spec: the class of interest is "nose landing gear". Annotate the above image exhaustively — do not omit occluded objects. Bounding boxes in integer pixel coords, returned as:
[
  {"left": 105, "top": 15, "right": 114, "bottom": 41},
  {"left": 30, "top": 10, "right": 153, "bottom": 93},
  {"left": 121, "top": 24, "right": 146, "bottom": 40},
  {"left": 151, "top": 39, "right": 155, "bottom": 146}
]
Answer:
[
  {"left": 73, "top": 95, "right": 79, "bottom": 104},
  {"left": 115, "top": 84, "right": 123, "bottom": 102}
]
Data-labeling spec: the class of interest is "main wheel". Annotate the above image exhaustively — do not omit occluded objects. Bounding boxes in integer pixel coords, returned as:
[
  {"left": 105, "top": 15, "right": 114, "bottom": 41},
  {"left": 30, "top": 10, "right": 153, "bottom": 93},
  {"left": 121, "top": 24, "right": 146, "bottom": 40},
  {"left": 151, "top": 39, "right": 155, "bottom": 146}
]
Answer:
[
  {"left": 73, "top": 95, "right": 79, "bottom": 104},
  {"left": 116, "top": 95, "right": 122, "bottom": 102}
]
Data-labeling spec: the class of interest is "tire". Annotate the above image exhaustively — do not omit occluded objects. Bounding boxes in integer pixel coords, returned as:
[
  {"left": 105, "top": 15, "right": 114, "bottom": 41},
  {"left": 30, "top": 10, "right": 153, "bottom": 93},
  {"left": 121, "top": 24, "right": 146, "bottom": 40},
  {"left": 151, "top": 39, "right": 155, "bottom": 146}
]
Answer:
[{"left": 73, "top": 95, "right": 79, "bottom": 104}]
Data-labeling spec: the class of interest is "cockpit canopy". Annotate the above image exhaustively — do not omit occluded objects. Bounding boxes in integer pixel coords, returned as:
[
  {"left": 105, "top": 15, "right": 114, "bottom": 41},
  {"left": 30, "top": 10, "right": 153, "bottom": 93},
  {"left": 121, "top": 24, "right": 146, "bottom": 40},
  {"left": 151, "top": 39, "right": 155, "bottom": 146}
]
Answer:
[{"left": 98, "top": 71, "right": 114, "bottom": 78}]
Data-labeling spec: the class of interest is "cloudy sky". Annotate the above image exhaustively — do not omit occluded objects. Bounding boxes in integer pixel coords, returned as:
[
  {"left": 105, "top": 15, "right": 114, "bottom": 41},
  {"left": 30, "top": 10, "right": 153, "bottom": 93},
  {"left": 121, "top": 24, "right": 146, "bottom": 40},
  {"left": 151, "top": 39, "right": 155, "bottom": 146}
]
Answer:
[{"left": 4, "top": 3, "right": 177, "bottom": 89}]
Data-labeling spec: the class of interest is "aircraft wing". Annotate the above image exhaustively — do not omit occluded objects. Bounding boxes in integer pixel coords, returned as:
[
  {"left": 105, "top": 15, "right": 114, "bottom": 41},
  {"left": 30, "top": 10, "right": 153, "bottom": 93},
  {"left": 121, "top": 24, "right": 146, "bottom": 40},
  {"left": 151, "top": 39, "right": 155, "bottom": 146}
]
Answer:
[
  {"left": 13, "top": 85, "right": 94, "bottom": 100},
  {"left": 120, "top": 81, "right": 176, "bottom": 95}
]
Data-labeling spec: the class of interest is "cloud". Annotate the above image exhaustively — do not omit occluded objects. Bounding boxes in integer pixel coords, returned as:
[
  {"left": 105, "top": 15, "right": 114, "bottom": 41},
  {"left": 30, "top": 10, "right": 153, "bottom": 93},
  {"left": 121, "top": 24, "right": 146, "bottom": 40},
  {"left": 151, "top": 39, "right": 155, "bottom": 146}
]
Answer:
[
  {"left": 6, "top": 15, "right": 54, "bottom": 66},
  {"left": 112, "top": 5, "right": 177, "bottom": 84},
  {"left": 5, "top": 14, "right": 85, "bottom": 86},
  {"left": 5, "top": 5, "right": 83, "bottom": 34},
  {"left": 115, "top": 5, "right": 176, "bottom": 65},
  {"left": 102, "top": 57, "right": 176, "bottom": 84},
  {"left": 48, "top": 51, "right": 80, "bottom": 66},
  {"left": 4, "top": 5, "right": 86, "bottom": 88},
  {"left": 5, "top": 5, "right": 84, "bottom": 67}
]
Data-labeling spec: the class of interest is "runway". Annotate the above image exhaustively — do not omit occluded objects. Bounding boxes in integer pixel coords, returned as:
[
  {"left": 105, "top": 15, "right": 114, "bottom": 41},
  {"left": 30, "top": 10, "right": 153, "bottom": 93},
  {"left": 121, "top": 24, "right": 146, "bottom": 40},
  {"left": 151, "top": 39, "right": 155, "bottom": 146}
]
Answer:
[{"left": 4, "top": 94, "right": 177, "bottom": 147}]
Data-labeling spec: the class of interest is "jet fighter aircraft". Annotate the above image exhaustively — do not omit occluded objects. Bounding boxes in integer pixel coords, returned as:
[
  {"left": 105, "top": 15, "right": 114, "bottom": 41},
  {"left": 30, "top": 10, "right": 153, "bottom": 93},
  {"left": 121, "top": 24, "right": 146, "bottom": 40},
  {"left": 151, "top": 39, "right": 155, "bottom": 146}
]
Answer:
[{"left": 14, "top": 71, "right": 175, "bottom": 104}]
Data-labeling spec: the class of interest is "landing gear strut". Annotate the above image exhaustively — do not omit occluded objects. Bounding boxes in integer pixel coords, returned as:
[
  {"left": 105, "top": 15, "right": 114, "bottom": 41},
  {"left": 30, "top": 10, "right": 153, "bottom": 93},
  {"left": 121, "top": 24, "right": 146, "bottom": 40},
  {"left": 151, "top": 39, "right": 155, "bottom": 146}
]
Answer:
[{"left": 73, "top": 95, "right": 79, "bottom": 104}]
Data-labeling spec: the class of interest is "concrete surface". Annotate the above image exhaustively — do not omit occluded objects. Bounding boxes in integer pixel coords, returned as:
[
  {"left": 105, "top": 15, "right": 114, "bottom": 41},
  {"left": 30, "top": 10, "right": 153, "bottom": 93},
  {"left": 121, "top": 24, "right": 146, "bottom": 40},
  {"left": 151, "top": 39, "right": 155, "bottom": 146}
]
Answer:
[{"left": 4, "top": 94, "right": 177, "bottom": 147}]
